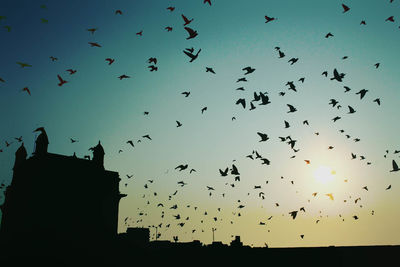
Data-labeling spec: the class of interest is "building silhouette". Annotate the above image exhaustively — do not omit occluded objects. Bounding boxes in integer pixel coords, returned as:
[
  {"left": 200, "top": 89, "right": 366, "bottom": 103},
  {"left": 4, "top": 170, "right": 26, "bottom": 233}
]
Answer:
[{"left": 0, "top": 128, "right": 126, "bottom": 250}]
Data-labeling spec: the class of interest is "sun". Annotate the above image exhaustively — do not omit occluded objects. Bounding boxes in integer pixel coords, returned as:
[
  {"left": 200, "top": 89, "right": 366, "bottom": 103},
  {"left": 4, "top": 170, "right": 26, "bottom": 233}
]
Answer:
[{"left": 314, "top": 166, "right": 335, "bottom": 184}]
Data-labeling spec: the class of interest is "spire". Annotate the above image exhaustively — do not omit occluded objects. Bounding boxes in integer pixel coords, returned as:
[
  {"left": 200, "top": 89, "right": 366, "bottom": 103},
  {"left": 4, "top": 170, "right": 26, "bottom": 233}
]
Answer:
[
  {"left": 13, "top": 142, "right": 27, "bottom": 170},
  {"left": 90, "top": 140, "right": 105, "bottom": 168}
]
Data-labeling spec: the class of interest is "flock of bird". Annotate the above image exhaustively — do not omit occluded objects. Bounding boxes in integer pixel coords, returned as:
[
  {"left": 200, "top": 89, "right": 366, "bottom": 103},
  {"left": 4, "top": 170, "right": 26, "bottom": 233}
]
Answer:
[{"left": 1, "top": 1, "right": 399, "bottom": 246}]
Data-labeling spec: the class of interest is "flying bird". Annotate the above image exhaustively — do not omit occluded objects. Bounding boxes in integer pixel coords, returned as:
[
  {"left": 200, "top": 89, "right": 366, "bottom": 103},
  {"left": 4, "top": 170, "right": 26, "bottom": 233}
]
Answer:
[
  {"left": 181, "top": 14, "right": 193, "bottom": 25},
  {"left": 87, "top": 28, "right": 97, "bottom": 34},
  {"left": 57, "top": 75, "right": 67, "bottom": 86},
  {"left": 322, "top": 71, "right": 328, "bottom": 77},
  {"left": 265, "top": 15, "right": 276, "bottom": 23},
  {"left": 242, "top": 66, "right": 255, "bottom": 75},
  {"left": 289, "top": 211, "right": 298, "bottom": 219},
  {"left": 136, "top": 30, "right": 143, "bottom": 36},
  {"left": 118, "top": 75, "right": 130, "bottom": 80},
  {"left": 175, "top": 164, "right": 188, "bottom": 171},
  {"left": 127, "top": 140, "right": 134, "bottom": 147},
  {"left": 167, "top": 7, "right": 175, "bottom": 12},
  {"left": 356, "top": 89, "right": 368, "bottom": 99},
  {"left": 88, "top": 42, "right": 101, "bottom": 47},
  {"left": 237, "top": 77, "right": 247, "bottom": 82},
  {"left": 236, "top": 98, "right": 246, "bottom": 109},
  {"left": 148, "top": 65, "right": 158, "bottom": 72},
  {"left": 206, "top": 67, "right": 216, "bottom": 74},
  {"left": 342, "top": 4, "right": 350, "bottom": 13},
  {"left": 17, "top": 62, "right": 32, "bottom": 68},
  {"left": 22, "top": 87, "right": 31, "bottom": 95},
  {"left": 390, "top": 160, "right": 399, "bottom": 172},
  {"left": 325, "top": 32, "right": 334, "bottom": 38},
  {"left": 183, "top": 48, "right": 201, "bottom": 62},
  {"left": 287, "top": 104, "right": 297, "bottom": 113},
  {"left": 219, "top": 167, "right": 228, "bottom": 176},
  {"left": 66, "top": 69, "right": 76, "bottom": 75},
  {"left": 115, "top": 10, "right": 122, "bottom": 15},
  {"left": 385, "top": 16, "right": 394, "bottom": 22},
  {"left": 373, "top": 98, "right": 381, "bottom": 105},
  {"left": 105, "top": 58, "right": 115, "bottom": 65},
  {"left": 176, "top": 121, "right": 182, "bottom": 127},
  {"left": 347, "top": 106, "right": 356, "bottom": 114},
  {"left": 142, "top": 135, "right": 151, "bottom": 140},
  {"left": 257, "top": 132, "right": 269, "bottom": 142},
  {"left": 288, "top": 58, "right": 298, "bottom": 65},
  {"left": 184, "top": 27, "right": 198, "bottom": 39},
  {"left": 204, "top": 0, "right": 211, "bottom": 5}
]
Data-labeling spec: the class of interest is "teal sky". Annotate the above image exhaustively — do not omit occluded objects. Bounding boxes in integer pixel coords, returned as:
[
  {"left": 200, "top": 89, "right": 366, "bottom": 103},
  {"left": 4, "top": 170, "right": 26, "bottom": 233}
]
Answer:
[{"left": 1, "top": 0, "right": 400, "bottom": 247}]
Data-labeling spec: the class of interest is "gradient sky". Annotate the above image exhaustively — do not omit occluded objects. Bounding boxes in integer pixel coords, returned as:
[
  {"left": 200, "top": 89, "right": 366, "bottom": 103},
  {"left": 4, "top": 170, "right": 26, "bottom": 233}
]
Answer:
[{"left": 0, "top": 0, "right": 400, "bottom": 247}]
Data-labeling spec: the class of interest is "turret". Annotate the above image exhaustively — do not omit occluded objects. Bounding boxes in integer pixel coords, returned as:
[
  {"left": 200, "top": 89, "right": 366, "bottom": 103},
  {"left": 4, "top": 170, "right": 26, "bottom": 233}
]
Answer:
[
  {"left": 33, "top": 127, "right": 48, "bottom": 156},
  {"left": 13, "top": 143, "right": 27, "bottom": 170},
  {"left": 90, "top": 140, "right": 104, "bottom": 168}
]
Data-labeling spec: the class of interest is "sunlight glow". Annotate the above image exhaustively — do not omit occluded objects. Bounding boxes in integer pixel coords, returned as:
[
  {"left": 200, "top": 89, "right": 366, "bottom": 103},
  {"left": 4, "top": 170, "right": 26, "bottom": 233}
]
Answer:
[{"left": 314, "top": 166, "right": 335, "bottom": 184}]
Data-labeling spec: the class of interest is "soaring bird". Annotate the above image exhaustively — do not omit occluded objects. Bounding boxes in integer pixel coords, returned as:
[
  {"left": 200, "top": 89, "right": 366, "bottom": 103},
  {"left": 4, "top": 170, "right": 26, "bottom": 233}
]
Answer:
[
  {"left": 118, "top": 74, "right": 130, "bottom": 80},
  {"left": 322, "top": 71, "right": 328, "bottom": 77},
  {"left": 265, "top": 15, "right": 276, "bottom": 23},
  {"left": 22, "top": 87, "right": 31, "bottom": 95},
  {"left": 374, "top": 63, "right": 380, "bottom": 68},
  {"left": 237, "top": 77, "right": 247, "bottom": 82},
  {"left": 181, "top": 14, "right": 193, "bottom": 25},
  {"left": 298, "top": 77, "right": 305, "bottom": 83},
  {"left": 167, "top": 6, "right": 175, "bottom": 12},
  {"left": 390, "top": 160, "right": 399, "bottom": 172},
  {"left": 242, "top": 66, "right": 255, "bottom": 75},
  {"left": 347, "top": 106, "right": 356, "bottom": 114},
  {"left": 329, "top": 99, "right": 339, "bottom": 107},
  {"left": 373, "top": 98, "right": 381, "bottom": 105},
  {"left": 289, "top": 211, "right": 298, "bottom": 219},
  {"left": 105, "top": 58, "right": 115, "bottom": 65},
  {"left": 148, "top": 65, "right": 158, "bottom": 71},
  {"left": 183, "top": 48, "right": 201, "bottom": 62},
  {"left": 284, "top": 121, "right": 290, "bottom": 128},
  {"left": 344, "top": 86, "right": 351, "bottom": 92},
  {"left": 288, "top": 58, "right": 298, "bottom": 65},
  {"left": 231, "top": 164, "right": 240, "bottom": 175},
  {"left": 332, "top": 116, "right": 341, "bottom": 122},
  {"left": 257, "top": 132, "right": 269, "bottom": 142},
  {"left": 219, "top": 167, "right": 228, "bottom": 176},
  {"left": 287, "top": 104, "right": 297, "bottom": 113},
  {"left": 182, "top": 91, "right": 190, "bottom": 97},
  {"left": 385, "top": 16, "right": 394, "bottom": 22},
  {"left": 175, "top": 164, "right": 188, "bottom": 171},
  {"left": 70, "top": 138, "right": 78, "bottom": 143},
  {"left": 206, "top": 67, "right": 216, "bottom": 74},
  {"left": 176, "top": 121, "right": 182, "bottom": 127},
  {"left": 356, "top": 89, "right": 368, "bottom": 99},
  {"left": 87, "top": 28, "right": 97, "bottom": 34},
  {"left": 331, "top": 68, "right": 344, "bottom": 82},
  {"left": 325, "top": 32, "right": 334, "bottom": 38},
  {"left": 142, "top": 135, "right": 152, "bottom": 140},
  {"left": 127, "top": 140, "right": 134, "bottom": 147},
  {"left": 236, "top": 98, "right": 246, "bottom": 109},
  {"left": 136, "top": 30, "right": 143, "bottom": 36},
  {"left": 57, "top": 75, "right": 67, "bottom": 86},
  {"left": 66, "top": 69, "right": 77, "bottom": 75},
  {"left": 342, "top": 4, "right": 350, "bottom": 13},
  {"left": 17, "top": 62, "right": 32, "bottom": 68},
  {"left": 88, "top": 42, "right": 101, "bottom": 47},
  {"left": 165, "top": 26, "right": 173, "bottom": 32},
  {"left": 184, "top": 27, "right": 198, "bottom": 39}
]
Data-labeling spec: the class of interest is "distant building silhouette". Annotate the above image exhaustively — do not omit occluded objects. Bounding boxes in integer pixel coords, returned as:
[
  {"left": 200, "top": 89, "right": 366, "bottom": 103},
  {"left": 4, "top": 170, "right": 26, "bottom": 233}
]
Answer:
[{"left": 0, "top": 129, "right": 126, "bottom": 249}]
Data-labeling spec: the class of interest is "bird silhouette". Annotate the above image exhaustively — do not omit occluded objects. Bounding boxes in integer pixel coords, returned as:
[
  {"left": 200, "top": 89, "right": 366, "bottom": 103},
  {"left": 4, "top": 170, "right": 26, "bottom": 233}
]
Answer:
[
  {"left": 206, "top": 67, "right": 216, "bottom": 74},
  {"left": 356, "top": 89, "right": 368, "bottom": 99},
  {"left": 165, "top": 26, "right": 173, "bottom": 32},
  {"left": 142, "top": 135, "right": 152, "bottom": 140},
  {"left": 204, "top": 0, "right": 211, "bottom": 5},
  {"left": 325, "top": 32, "right": 334, "bottom": 38},
  {"left": 332, "top": 116, "right": 341, "bottom": 122},
  {"left": 298, "top": 77, "right": 305, "bottom": 83},
  {"left": 181, "top": 14, "right": 193, "bottom": 25},
  {"left": 22, "top": 87, "right": 31, "bottom": 95},
  {"left": 322, "top": 71, "right": 328, "bottom": 77},
  {"left": 184, "top": 27, "right": 198, "bottom": 39},
  {"left": 183, "top": 48, "right": 201, "bottom": 62},
  {"left": 236, "top": 98, "right": 246, "bottom": 109},
  {"left": 105, "top": 58, "right": 115, "bottom": 65},
  {"left": 176, "top": 121, "right": 182, "bottom": 127},
  {"left": 136, "top": 30, "right": 143, "bottom": 36},
  {"left": 265, "top": 15, "right": 276, "bottom": 23},
  {"left": 17, "top": 62, "right": 32, "bottom": 68},
  {"left": 237, "top": 77, "right": 247, "bottom": 82},
  {"left": 115, "top": 10, "right": 122, "bottom": 15},
  {"left": 127, "top": 140, "right": 134, "bottom": 147},
  {"left": 390, "top": 160, "right": 399, "bottom": 172},
  {"left": 167, "top": 6, "right": 175, "bottom": 12},
  {"left": 360, "top": 20, "right": 366, "bottom": 25},
  {"left": 374, "top": 63, "right": 380, "bottom": 68},
  {"left": 284, "top": 121, "right": 290, "bottom": 128},
  {"left": 118, "top": 75, "right": 130, "bottom": 80},
  {"left": 257, "top": 132, "right": 269, "bottom": 142},
  {"left": 278, "top": 50, "right": 285, "bottom": 58},
  {"left": 373, "top": 98, "right": 381, "bottom": 105},
  {"left": 50, "top": 56, "right": 58, "bottom": 61},
  {"left": 219, "top": 167, "right": 228, "bottom": 176},
  {"left": 148, "top": 65, "right": 158, "bottom": 72},
  {"left": 242, "top": 66, "right": 255, "bottom": 75},
  {"left": 347, "top": 105, "right": 356, "bottom": 114},
  {"left": 182, "top": 91, "right": 190, "bottom": 97},
  {"left": 287, "top": 104, "right": 297, "bottom": 113},
  {"left": 88, "top": 42, "right": 101, "bottom": 47},
  {"left": 57, "top": 75, "right": 67, "bottom": 86},
  {"left": 386, "top": 185, "right": 392, "bottom": 190},
  {"left": 342, "top": 4, "right": 350, "bottom": 13},
  {"left": 385, "top": 16, "right": 394, "bottom": 22},
  {"left": 288, "top": 58, "right": 298, "bottom": 65},
  {"left": 66, "top": 69, "right": 77, "bottom": 75},
  {"left": 87, "top": 28, "right": 97, "bottom": 34},
  {"left": 289, "top": 211, "right": 298, "bottom": 219},
  {"left": 330, "top": 68, "right": 344, "bottom": 82}
]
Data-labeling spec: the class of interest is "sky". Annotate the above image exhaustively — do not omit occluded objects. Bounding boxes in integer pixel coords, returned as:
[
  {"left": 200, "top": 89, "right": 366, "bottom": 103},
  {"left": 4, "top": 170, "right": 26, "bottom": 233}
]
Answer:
[{"left": 0, "top": 0, "right": 400, "bottom": 248}]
